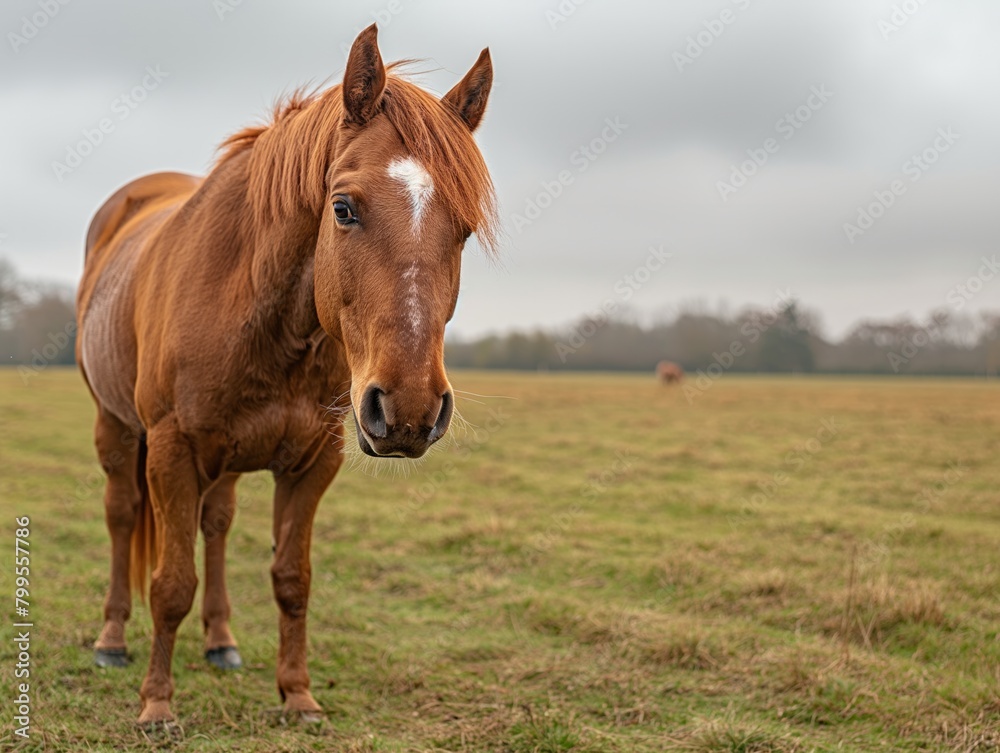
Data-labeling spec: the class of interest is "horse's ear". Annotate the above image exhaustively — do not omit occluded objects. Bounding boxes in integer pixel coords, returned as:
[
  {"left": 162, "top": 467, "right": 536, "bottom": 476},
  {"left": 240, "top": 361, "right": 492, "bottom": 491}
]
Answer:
[
  {"left": 443, "top": 48, "right": 493, "bottom": 132},
  {"left": 343, "top": 24, "right": 386, "bottom": 125}
]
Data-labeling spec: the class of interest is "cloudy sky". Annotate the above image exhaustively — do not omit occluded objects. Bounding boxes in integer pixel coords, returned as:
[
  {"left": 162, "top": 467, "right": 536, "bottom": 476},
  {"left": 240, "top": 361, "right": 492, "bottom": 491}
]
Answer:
[{"left": 2, "top": 0, "right": 999, "bottom": 339}]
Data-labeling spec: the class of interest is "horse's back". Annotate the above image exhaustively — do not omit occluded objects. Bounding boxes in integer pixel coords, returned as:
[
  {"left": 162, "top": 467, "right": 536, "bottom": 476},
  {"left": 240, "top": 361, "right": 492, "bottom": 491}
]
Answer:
[
  {"left": 85, "top": 172, "right": 201, "bottom": 259},
  {"left": 78, "top": 172, "right": 202, "bottom": 430}
]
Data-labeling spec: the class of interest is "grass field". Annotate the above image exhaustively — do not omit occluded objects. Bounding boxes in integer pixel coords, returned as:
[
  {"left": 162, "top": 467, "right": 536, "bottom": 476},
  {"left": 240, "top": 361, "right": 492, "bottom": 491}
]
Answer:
[{"left": 1, "top": 367, "right": 998, "bottom": 752}]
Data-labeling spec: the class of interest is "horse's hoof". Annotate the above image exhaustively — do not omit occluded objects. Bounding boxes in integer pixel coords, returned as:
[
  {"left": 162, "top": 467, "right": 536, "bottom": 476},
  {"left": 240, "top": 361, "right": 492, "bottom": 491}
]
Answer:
[
  {"left": 282, "top": 691, "right": 324, "bottom": 724},
  {"left": 138, "top": 700, "right": 179, "bottom": 736},
  {"left": 205, "top": 646, "right": 243, "bottom": 670},
  {"left": 139, "top": 719, "right": 182, "bottom": 739},
  {"left": 94, "top": 648, "right": 130, "bottom": 668},
  {"left": 298, "top": 710, "right": 324, "bottom": 725},
  {"left": 283, "top": 708, "right": 325, "bottom": 725}
]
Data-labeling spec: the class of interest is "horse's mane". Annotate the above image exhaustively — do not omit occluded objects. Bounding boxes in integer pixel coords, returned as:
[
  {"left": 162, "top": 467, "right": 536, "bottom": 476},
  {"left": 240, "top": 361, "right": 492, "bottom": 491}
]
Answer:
[{"left": 217, "top": 64, "right": 499, "bottom": 254}]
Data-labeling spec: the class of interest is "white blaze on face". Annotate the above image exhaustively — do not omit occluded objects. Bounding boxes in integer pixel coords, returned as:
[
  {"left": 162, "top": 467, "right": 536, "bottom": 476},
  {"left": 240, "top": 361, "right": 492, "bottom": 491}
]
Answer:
[
  {"left": 401, "top": 261, "right": 423, "bottom": 339},
  {"left": 387, "top": 156, "right": 434, "bottom": 231}
]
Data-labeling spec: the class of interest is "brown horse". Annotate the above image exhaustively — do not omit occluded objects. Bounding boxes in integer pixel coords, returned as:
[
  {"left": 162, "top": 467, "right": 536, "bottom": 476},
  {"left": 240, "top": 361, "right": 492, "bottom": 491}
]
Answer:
[
  {"left": 76, "top": 25, "right": 498, "bottom": 727},
  {"left": 656, "top": 360, "right": 684, "bottom": 384}
]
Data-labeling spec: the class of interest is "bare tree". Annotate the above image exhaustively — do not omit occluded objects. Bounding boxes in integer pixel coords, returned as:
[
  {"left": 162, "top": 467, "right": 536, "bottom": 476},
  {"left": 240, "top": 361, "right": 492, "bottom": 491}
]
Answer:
[{"left": 0, "top": 258, "right": 22, "bottom": 330}]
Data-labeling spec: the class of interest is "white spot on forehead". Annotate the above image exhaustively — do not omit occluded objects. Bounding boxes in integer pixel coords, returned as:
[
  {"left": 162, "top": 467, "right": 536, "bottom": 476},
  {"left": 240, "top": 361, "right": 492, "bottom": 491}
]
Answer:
[{"left": 387, "top": 157, "right": 434, "bottom": 230}]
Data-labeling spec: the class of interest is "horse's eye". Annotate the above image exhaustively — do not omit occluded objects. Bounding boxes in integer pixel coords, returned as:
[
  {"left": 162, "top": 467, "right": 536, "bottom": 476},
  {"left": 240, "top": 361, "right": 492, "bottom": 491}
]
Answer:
[{"left": 332, "top": 198, "right": 357, "bottom": 225}]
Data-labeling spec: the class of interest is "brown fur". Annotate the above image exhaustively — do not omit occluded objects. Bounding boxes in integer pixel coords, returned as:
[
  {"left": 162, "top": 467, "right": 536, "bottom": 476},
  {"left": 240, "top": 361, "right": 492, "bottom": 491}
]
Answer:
[
  {"left": 657, "top": 361, "right": 685, "bottom": 384},
  {"left": 217, "top": 63, "right": 498, "bottom": 252},
  {"left": 76, "top": 24, "right": 497, "bottom": 725}
]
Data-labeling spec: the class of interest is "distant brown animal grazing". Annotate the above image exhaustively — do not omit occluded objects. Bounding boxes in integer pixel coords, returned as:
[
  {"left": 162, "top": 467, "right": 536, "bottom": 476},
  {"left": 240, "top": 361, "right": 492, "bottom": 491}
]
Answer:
[
  {"left": 656, "top": 361, "right": 684, "bottom": 384},
  {"left": 76, "top": 25, "right": 498, "bottom": 727}
]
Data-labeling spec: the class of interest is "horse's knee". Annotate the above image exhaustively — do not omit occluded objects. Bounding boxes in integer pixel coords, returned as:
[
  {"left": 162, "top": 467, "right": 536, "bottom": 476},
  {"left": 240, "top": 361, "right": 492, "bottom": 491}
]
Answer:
[
  {"left": 150, "top": 568, "right": 198, "bottom": 629},
  {"left": 104, "top": 486, "right": 140, "bottom": 531},
  {"left": 98, "top": 444, "right": 141, "bottom": 531},
  {"left": 200, "top": 477, "right": 238, "bottom": 542},
  {"left": 271, "top": 566, "right": 310, "bottom": 618}
]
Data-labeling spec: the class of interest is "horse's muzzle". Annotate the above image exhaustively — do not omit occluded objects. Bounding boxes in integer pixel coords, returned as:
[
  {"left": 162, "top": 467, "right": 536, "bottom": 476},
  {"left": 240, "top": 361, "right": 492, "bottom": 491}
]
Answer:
[{"left": 354, "top": 385, "right": 453, "bottom": 458}]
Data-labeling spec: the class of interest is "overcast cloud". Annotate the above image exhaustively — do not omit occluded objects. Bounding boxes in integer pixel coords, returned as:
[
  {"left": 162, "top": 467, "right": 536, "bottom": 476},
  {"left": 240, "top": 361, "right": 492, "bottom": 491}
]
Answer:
[{"left": 2, "top": 0, "right": 998, "bottom": 339}]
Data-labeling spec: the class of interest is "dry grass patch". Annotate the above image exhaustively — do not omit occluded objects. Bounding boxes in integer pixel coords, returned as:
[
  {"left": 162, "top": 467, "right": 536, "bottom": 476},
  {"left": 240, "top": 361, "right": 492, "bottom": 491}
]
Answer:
[
  {"left": 517, "top": 596, "right": 737, "bottom": 672},
  {"left": 932, "top": 709, "right": 1000, "bottom": 753},
  {"left": 673, "top": 716, "right": 805, "bottom": 752},
  {"left": 828, "top": 574, "right": 951, "bottom": 650},
  {"left": 739, "top": 569, "right": 794, "bottom": 600}
]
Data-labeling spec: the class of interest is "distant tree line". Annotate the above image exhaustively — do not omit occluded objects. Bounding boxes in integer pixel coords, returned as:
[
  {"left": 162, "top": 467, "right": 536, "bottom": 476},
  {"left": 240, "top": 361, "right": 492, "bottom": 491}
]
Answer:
[
  {"left": 0, "top": 259, "right": 77, "bottom": 378},
  {"left": 2, "top": 257, "right": 999, "bottom": 377},
  {"left": 446, "top": 301, "right": 1000, "bottom": 377}
]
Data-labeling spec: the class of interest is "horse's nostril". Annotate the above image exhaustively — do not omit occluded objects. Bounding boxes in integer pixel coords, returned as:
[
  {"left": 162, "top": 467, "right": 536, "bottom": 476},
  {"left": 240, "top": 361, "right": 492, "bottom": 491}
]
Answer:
[
  {"left": 428, "top": 391, "right": 453, "bottom": 442},
  {"left": 359, "top": 385, "right": 387, "bottom": 438}
]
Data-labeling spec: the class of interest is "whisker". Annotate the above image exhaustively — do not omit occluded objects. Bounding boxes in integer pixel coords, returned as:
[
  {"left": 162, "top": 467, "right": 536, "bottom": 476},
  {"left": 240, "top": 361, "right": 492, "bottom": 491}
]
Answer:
[
  {"left": 335, "top": 412, "right": 429, "bottom": 480},
  {"left": 318, "top": 384, "right": 475, "bottom": 478},
  {"left": 451, "top": 395, "right": 487, "bottom": 406},
  {"left": 445, "top": 404, "right": 477, "bottom": 442},
  {"left": 452, "top": 389, "right": 517, "bottom": 401}
]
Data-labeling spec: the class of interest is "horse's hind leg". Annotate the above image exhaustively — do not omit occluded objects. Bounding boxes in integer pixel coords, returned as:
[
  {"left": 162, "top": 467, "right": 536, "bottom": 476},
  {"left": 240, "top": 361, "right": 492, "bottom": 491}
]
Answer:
[
  {"left": 93, "top": 409, "right": 142, "bottom": 668},
  {"left": 200, "top": 473, "right": 242, "bottom": 669}
]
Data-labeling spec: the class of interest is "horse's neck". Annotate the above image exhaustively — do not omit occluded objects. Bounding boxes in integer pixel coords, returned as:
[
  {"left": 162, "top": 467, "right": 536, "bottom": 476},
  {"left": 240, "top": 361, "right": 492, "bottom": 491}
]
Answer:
[
  {"left": 203, "top": 153, "right": 325, "bottom": 355},
  {"left": 247, "top": 216, "right": 322, "bottom": 337}
]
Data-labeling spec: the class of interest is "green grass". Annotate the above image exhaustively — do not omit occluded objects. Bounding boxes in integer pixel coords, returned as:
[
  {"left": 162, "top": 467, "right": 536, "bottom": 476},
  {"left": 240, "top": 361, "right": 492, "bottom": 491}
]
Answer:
[{"left": 1, "top": 368, "right": 998, "bottom": 751}]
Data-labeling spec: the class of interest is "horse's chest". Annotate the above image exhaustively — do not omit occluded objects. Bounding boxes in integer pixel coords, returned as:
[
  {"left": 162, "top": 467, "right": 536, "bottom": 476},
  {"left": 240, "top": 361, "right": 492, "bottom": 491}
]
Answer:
[{"left": 225, "top": 397, "right": 338, "bottom": 473}]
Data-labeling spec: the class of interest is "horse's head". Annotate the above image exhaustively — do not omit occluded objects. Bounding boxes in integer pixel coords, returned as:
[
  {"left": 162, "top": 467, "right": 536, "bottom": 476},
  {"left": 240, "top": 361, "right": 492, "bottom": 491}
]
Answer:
[{"left": 314, "top": 25, "right": 497, "bottom": 458}]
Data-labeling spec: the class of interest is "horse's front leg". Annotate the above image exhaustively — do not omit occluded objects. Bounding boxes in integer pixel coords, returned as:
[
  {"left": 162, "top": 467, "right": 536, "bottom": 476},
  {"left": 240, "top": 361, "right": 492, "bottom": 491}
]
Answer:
[
  {"left": 270, "top": 439, "right": 343, "bottom": 721},
  {"left": 201, "top": 473, "right": 242, "bottom": 669},
  {"left": 138, "top": 416, "right": 201, "bottom": 726}
]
